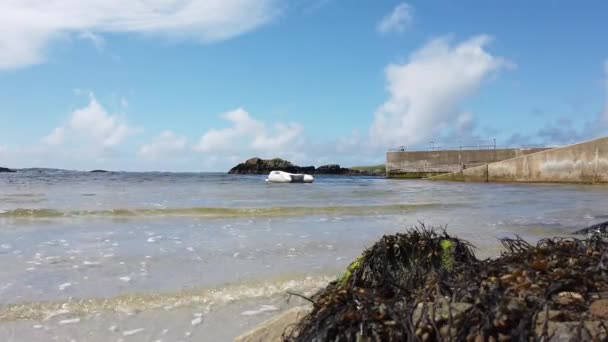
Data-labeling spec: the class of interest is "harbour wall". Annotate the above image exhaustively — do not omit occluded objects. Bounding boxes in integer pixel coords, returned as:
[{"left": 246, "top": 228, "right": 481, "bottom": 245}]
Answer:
[
  {"left": 430, "top": 137, "right": 608, "bottom": 184},
  {"left": 386, "top": 148, "right": 549, "bottom": 178}
]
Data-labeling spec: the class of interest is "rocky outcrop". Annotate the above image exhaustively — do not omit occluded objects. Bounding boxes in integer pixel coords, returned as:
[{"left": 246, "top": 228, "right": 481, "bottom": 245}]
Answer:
[
  {"left": 228, "top": 158, "right": 384, "bottom": 176},
  {"left": 228, "top": 158, "right": 314, "bottom": 175},
  {"left": 0, "top": 167, "right": 15, "bottom": 173},
  {"left": 90, "top": 170, "right": 109, "bottom": 173}
]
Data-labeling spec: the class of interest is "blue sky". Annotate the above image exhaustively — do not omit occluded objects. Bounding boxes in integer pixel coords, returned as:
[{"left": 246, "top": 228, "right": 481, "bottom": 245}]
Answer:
[{"left": 0, "top": 0, "right": 607, "bottom": 171}]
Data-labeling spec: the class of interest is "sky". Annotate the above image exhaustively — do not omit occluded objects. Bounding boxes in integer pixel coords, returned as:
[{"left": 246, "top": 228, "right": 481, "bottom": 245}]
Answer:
[{"left": 0, "top": 0, "right": 607, "bottom": 171}]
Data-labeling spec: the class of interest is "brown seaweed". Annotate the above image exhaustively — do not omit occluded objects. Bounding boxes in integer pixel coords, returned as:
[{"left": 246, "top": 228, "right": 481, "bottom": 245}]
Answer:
[{"left": 285, "top": 227, "right": 608, "bottom": 341}]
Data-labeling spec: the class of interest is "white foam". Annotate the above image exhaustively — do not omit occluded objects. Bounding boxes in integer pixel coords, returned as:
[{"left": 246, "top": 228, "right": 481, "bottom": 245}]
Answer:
[
  {"left": 240, "top": 304, "right": 279, "bottom": 316},
  {"left": 83, "top": 261, "right": 101, "bottom": 266},
  {"left": 123, "top": 328, "right": 145, "bottom": 336},
  {"left": 58, "top": 283, "right": 72, "bottom": 291},
  {"left": 59, "top": 318, "right": 80, "bottom": 325}
]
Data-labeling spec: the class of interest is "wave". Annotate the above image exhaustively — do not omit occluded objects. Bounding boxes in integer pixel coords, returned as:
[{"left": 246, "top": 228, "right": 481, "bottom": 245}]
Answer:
[
  {"left": 0, "top": 203, "right": 441, "bottom": 219},
  {"left": 0, "top": 275, "right": 332, "bottom": 322}
]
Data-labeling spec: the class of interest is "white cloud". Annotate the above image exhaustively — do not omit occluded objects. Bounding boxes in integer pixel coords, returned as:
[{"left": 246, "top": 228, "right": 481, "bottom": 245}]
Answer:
[
  {"left": 377, "top": 3, "right": 413, "bottom": 35},
  {"left": 370, "top": 35, "right": 512, "bottom": 148},
  {"left": 139, "top": 130, "right": 187, "bottom": 159},
  {"left": 0, "top": 0, "right": 281, "bottom": 70},
  {"left": 41, "top": 127, "right": 65, "bottom": 145},
  {"left": 68, "top": 96, "right": 136, "bottom": 147},
  {"left": 195, "top": 108, "right": 303, "bottom": 154},
  {"left": 44, "top": 94, "right": 139, "bottom": 150}
]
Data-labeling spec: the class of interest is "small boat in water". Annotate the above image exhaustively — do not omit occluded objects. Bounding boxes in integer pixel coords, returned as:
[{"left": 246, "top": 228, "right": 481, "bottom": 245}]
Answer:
[{"left": 266, "top": 170, "right": 314, "bottom": 183}]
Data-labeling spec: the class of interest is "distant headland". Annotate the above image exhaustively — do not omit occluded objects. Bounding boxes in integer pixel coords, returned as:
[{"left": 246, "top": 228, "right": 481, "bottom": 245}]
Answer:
[
  {"left": 0, "top": 167, "right": 15, "bottom": 173},
  {"left": 228, "top": 157, "right": 385, "bottom": 177}
]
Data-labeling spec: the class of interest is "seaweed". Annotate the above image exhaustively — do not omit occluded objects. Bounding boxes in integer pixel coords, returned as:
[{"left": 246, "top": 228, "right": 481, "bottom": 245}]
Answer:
[{"left": 286, "top": 227, "right": 608, "bottom": 341}]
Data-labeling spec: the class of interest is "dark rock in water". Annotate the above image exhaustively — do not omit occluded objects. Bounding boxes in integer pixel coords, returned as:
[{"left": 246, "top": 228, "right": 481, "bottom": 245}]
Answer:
[
  {"left": 572, "top": 220, "right": 608, "bottom": 236},
  {"left": 0, "top": 167, "right": 16, "bottom": 173},
  {"left": 228, "top": 157, "right": 384, "bottom": 176},
  {"left": 90, "top": 169, "right": 109, "bottom": 173},
  {"left": 315, "top": 164, "right": 351, "bottom": 175},
  {"left": 228, "top": 157, "right": 314, "bottom": 175}
]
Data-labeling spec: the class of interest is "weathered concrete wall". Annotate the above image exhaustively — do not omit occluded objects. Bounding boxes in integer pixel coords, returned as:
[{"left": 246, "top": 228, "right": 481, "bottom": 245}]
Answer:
[
  {"left": 386, "top": 148, "right": 548, "bottom": 178},
  {"left": 430, "top": 137, "right": 608, "bottom": 184}
]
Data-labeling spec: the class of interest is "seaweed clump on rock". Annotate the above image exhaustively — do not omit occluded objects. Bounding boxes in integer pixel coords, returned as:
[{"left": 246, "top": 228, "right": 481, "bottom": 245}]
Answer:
[{"left": 285, "top": 227, "right": 608, "bottom": 341}]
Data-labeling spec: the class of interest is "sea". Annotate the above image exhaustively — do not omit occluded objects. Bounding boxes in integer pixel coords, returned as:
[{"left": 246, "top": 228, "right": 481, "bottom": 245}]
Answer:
[{"left": 0, "top": 169, "right": 607, "bottom": 341}]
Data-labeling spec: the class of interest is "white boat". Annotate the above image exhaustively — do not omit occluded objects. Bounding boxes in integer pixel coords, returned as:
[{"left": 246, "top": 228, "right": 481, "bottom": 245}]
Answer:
[{"left": 266, "top": 170, "right": 314, "bottom": 183}]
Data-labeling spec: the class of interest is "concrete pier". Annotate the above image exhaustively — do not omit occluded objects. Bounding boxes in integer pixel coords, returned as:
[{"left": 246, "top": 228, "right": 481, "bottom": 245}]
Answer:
[
  {"left": 429, "top": 137, "right": 608, "bottom": 184},
  {"left": 386, "top": 148, "right": 548, "bottom": 178}
]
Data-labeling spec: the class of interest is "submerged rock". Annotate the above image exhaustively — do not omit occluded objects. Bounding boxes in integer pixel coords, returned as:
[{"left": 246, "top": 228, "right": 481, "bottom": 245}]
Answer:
[
  {"left": 227, "top": 157, "right": 384, "bottom": 176},
  {"left": 0, "top": 167, "right": 15, "bottom": 173}
]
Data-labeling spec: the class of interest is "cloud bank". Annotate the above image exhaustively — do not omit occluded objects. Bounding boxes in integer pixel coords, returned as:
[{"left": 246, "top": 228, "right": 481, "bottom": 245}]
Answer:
[
  {"left": 370, "top": 35, "right": 512, "bottom": 148},
  {"left": 0, "top": 0, "right": 281, "bottom": 70}
]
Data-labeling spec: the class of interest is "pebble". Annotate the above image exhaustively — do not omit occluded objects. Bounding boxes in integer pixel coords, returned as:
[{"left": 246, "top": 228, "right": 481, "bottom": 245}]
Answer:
[
  {"left": 590, "top": 299, "right": 608, "bottom": 318},
  {"left": 191, "top": 317, "right": 203, "bottom": 326},
  {"left": 555, "top": 292, "right": 584, "bottom": 305}
]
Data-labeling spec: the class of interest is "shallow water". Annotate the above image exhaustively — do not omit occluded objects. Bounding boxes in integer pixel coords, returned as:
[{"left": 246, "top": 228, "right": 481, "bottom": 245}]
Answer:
[{"left": 1, "top": 170, "right": 607, "bottom": 341}]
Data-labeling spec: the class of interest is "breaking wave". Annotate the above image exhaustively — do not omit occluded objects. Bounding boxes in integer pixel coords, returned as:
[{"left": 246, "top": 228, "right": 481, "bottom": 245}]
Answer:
[
  {"left": 0, "top": 203, "right": 442, "bottom": 219},
  {"left": 0, "top": 275, "right": 332, "bottom": 322}
]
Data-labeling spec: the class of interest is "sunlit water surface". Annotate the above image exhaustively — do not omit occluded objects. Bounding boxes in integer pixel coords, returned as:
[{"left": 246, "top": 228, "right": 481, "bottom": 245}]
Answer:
[{"left": 0, "top": 170, "right": 606, "bottom": 341}]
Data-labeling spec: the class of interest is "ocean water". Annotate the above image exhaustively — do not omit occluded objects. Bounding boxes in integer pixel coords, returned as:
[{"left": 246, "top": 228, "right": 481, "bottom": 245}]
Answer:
[{"left": 1, "top": 169, "right": 607, "bottom": 341}]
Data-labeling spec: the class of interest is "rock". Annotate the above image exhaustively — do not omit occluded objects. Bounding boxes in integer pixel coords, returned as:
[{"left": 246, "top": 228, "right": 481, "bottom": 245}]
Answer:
[
  {"left": 590, "top": 299, "right": 608, "bottom": 318},
  {"left": 229, "top": 157, "right": 314, "bottom": 175},
  {"left": 412, "top": 302, "right": 472, "bottom": 325},
  {"left": 535, "top": 310, "right": 608, "bottom": 341},
  {"left": 233, "top": 306, "right": 311, "bottom": 342},
  {"left": 555, "top": 292, "right": 584, "bottom": 306},
  {"left": 315, "top": 164, "right": 350, "bottom": 175},
  {"left": 228, "top": 158, "right": 383, "bottom": 176},
  {"left": 0, "top": 167, "right": 15, "bottom": 173},
  {"left": 90, "top": 169, "right": 109, "bottom": 173},
  {"left": 572, "top": 220, "right": 608, "bottom": 236}
]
